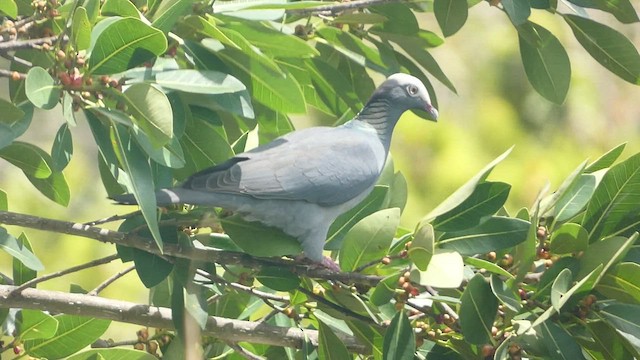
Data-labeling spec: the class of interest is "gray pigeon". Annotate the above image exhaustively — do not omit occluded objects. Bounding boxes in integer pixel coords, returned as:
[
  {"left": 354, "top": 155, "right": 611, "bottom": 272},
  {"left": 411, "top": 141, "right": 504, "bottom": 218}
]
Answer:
[{"left": 115, "top": 73, "right": 438, "bottom": 269}]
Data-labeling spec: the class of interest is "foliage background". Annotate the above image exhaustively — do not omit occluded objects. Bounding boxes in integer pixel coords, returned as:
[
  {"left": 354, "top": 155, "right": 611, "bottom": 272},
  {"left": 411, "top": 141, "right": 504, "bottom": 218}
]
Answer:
[{"left": 0, "top": 0, "right": 639, "bottom": 354}]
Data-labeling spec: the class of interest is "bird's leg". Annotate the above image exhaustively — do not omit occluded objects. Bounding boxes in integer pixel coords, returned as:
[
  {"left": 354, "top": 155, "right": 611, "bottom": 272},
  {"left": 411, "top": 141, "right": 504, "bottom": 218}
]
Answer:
[{"left": 320, "top": 256, "right": 341, "bottom": 272}]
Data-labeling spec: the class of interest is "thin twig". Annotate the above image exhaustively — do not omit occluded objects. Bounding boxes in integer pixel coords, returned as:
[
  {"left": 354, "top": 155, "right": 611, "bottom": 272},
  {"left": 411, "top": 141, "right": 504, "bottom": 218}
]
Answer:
[
  {"left": 88, "top": 264, "right": 135, "bottom": 296},
  {"left": 424, "top": 286, "right": 459, "bottom": 321},
  {"left": 84, "top": 210, "right": 142, "bottom": 226},
  {"left": 10, "top": 254, "right": 120, "bottom": 294},
  {"left": 226, "top": 342, "right": 266, "bottom": 360},
  {"left": 353, "top": 253, "right": 405, "bottom": 273},
  {"left": 297, "top": 287, "right": 379, "bottom": 326},
  {"left": 197, "top": 269, "right": 289, "bottom": 303},
  {"left": 0, "top": 35, "right": 61, "bottom": 51},
  {"left": 0, "top": 69, "right": 25, "bottom": 80}
]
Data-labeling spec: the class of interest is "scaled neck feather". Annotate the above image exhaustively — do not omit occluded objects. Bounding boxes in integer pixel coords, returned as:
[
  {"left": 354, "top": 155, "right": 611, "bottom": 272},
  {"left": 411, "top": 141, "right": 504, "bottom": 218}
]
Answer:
[{"left": 354, "top": 96, "right": 401, "bottom": 149}]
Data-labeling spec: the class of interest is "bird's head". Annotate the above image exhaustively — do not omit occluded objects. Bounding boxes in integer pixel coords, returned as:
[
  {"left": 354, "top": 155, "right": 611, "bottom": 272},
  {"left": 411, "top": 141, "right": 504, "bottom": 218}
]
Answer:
[{"left": 376, "top": 73, "right": 438, "bottom": 121}]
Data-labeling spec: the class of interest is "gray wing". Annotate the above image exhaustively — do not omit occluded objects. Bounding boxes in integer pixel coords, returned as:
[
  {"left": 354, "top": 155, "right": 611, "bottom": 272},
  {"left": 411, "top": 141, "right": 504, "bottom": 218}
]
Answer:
[{"left": 182, "top": 126, "right": 385, "bottom": 207}]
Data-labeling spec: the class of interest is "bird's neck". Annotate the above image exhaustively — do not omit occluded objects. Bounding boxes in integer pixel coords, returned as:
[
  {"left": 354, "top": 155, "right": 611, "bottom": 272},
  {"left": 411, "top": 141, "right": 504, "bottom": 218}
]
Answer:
[{"left": 354, "top": 97, "right": 401, "bottom": 149}]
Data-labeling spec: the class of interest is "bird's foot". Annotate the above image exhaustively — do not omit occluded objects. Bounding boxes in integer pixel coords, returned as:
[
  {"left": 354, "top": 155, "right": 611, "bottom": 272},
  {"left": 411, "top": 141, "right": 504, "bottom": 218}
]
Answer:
[{"left": 319, "top": 256, "right": 341, "bottom": 272}]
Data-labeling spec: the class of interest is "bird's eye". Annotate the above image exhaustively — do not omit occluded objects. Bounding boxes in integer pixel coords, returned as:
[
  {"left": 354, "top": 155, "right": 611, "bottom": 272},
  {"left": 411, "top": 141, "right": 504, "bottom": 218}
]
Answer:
[{"left": 407, "top": 84, "right": 419, "bottom": 96}]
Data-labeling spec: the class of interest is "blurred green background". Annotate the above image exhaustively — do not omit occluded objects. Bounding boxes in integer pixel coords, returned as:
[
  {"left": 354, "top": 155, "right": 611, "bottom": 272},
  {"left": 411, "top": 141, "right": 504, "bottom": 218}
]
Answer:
[{"left": 1, "top": 3, "right": 639, "bottom": 342}]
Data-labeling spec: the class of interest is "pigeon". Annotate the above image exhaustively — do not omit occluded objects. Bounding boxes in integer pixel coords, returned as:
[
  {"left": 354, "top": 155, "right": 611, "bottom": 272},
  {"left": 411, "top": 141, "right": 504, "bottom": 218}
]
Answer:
[{"left": 115, "top": 73, "right": 438, "bottom": 270}]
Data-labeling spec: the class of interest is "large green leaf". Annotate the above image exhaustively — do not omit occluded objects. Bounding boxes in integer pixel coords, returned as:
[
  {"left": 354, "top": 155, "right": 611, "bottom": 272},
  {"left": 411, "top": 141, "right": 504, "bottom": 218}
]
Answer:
[
  {"left": 600, "top": 303, "right": 640, "bottom": 352},
  {"left": 438, "top": 217, "right": 530, "bottom": 256},
  {"left": 577, "top": 234, "right": 636, "bottom": 281},
  {"left": 490, "top": 275, "right": 521, "bottom": 312},
  {"left": 0, "top": 0, "right": 17, "bottom": 18},
  {"left": 582, "top": 152, "right": 640, "bottom": 240},
  {"left": 154, "top": 70, "right": 246, "bottom": 94},
  {"left": 426, "top": 147, "right": 512, "bottom": 221},
  {"left": 26, "top": 171, "right": 70, "bottom": 206},
  {"left": 565, "top": 14, "right": 640, "bottom": 85},
  {"left": 151, "top": 0, "right": 192, "bottom": 32},
  {"left": 13, "top": 233, "right": 37, "bottom": 285},
  {"left": 408, "top": 221, "right": 435, "bottom": 271},
  {"left": 326, "top": 185, "right": 389, "bottom": 250},
  {"left": 0, "top": 227, "right": 44, "bottom": 271},
  {"left": 223, "top": 21, "right": 319, "bottom": 58},
  {"left": 318, "top": 321, "right": 351, "bottom": 360},
  {"left": 221, "top": 215, "right": 302, "bottom": 257},
  {"left": 552, "top": 174, "right": 596, "bottom": 223},
  {"left": 67, "top": 349, "right": 159, "bottom": 360},
  {"left": 0, "top": 98, "right": 25, "bottom": 124},
  {"left": 410, "top": 249, "right": 464, "bottom": 288},
  {"left": 110, "top": 126, "right": 163, "bottom": 250},
  {"left": 0, "top": 141, "right": 52, "bottom": 178},
  {"left": 133, "top": 247, "right": 173, "bottom": 288},
  {"left": 383, "top": 311, "right": 415, "bottom": 360},
  {"left": 88, "top": 17, "right": 167, "bottom": 75},
  {"left": 101, "top": 0, "right": 139, "bottom": 17},
  {"left": 549, "top": 223, "right": 589, "bottom": 255},
  {"left": 537, "top": 320, "right": 585, "bottom": 360},
  {"left": 71, "top": 7, "right": 91, "bottom": 50},
  {"left": 24, "top": 315, "right": 111, "bottom": 359},
  {"left": 371, "top": 3, "right": 419, "bottom": 35},
  {"left": 16, "top": 309, "right": 58, "bottom": 341},
  {"left": 585, "top": 143, "right": 626, "bottom": 173},
  {"left": 339, "top": 208, "right": 400, "bottom": 272},
  {"left": 433, "top": 0, "right": 468, "bottom": 37},
  {"left": 567, "top": 0, "right": 639, "bottom": 24},
  {"left": 597, "top": 262, "right": 640, "bottom": 304},
  {"left": 432, "top": 181, "right": 510, "bottom": 232},
  {"left": 256, "top": 266, "right": 300, "bottom": 291},
  {"left": 518, "top": 21, "right": 571, "bottom": 104},
  {"left": 25, "top": 67, "right": 61, "bottom": 110},
  {"left": 502, "top": 0, "right": 531, "bottom": 25},
  {"left": 50, "top": 123, "right": 73, "bottom": 172},
  {"left": 123, "top": 83, "right": 174, "bottom": 148},
  {"left": 459, "top": 274, "right": 499, "bottom": 344}
]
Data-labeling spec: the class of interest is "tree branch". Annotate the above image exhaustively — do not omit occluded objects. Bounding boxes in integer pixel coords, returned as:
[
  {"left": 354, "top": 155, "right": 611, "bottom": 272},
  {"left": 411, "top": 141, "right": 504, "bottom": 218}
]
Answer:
[
  {"left": 0, "top": 36, "right": 61, "bottom": 51},
  {"left": 0, "top": 285, "right": 369, "bottom": 354},
  {"left": 0, "top": 211, "right": 383, "bottom": 287}
]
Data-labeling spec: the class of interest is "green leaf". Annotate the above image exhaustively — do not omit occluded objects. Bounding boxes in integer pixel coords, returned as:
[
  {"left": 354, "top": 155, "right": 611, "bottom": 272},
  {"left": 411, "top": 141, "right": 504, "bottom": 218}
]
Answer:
[
  {"left": 27, "top": 171, "right": 71, "bottom": 206},
  {"left": 50, "top": 123, "right": 73, "bottom": 172},
  {"left": 339, "top": 208, "right": 401, "bottom": 272},
  {"left": 433, "top": 181, "right": 510, "bottom": 232},
  {"left": 565, "top": 14, "right": 640, "bottom": 85},
  {"left": 585, "top": 321, "right": 634, "bottom": 360},
  {"left": 71, "top": 7, "right": 91, "bottom": 51},
  {"left": 517, "top": 21, "right": 571, "bottom": 104},
  {"left": 410, "top": 249, "right": 464, "bottom": 288},
  {"left": 490, "top": 275, "right": 522, "bottom": 312},
  {"left": 88, "top": 17, "right": 167, "bottom": 75},
  {"left": 101, "top": 0, "right": 139, "bottom": 17},
  {"left": 25, "top": 67, "right": 61, "bottom": 110},
  {"left": 131, "top": 125, "right": 185, "bottom": 169},
  {"left": 327, "top": 186, "right": 389, "bottom": 250},
  {"left": 383, "top": 311, "right": 415, "bottom": 360},
  {"left": 24, "top": 315, "right": 111, "bottom": 359},
  {"left": 0, "top": 189, "right": 7, "bottom": 210},
  {"left": 151, "top": 0, "right": 193, "bottom": 32},
  {"left": 426, "top": 147, "right": 512, "bottom": 221},
  {"left": 13, "top": 233, "right": 37, "bottom": 286},
  {"left": 583, "top": 152, "right": 640, "bottom": 240},
  {"left": 567, "top": 0, "right": 639, "bottom": 24},
  {"left": 465, "top": 257, "right": 514, "bottom": 279},
  {"left": 409, "top": 222, "right": 435, "bottom": 271},
  {"left": 438, "top": 217, "right": 530, "bottom": 256},
  {"left": 577, "top": 234, "right": 636, "bottom": 281},
  {"left": 553, "top": 174, "right": 596, "bottom": 223},
  {"left": 67, "top": 348, "right": 159, "bottom": 360},
  {"left": 16, "top": 309, "right": 58, "bottom": 341},
  {"left": 0, "top": 97, "right": 25, "bottom": 124},
  {"left": 154, "top": 70, "right": 246, "bottom": 94},
  {"left": 550, "top": 268, "right": 573, "bottom": 311},
  {"left": 371, "top": 273, "right": 401, "bottom": 306},
  {"left": 256, "top": 266, "right": 300, "bottom": 291},
  {"left": 223, "top": 21, "right": 319, "bottom": 58},
  {"left": 597, "top": 262, "right": 640, "bottom": 304},
  {"left": 600, "top": 303, "right": 640, "bottom": 351},
  {"left": 585, "top": 143, "right": 626, "bottom": 173},
  {"left": 537, "top": 320, "right": 585, "bottom": 360},
  {"left": 434, "top": 0, "right": 468, "bottom": 37},
  {"left": 221, "top": 215, "right": 302, "bottom": 257},
  {"left": 549, "top": 223, "right": 589, "bottom": 255},
  {"left": 318, "top": 321, "right": 351, "bottom": 360},
  {"left": 110, "top": 126, "right": 163, "bottom": 250},
  {"left": 502, "top": 0, "right": 531, "bottom": 25},
  {"left": 0, "top": 141, "right": 52, "bottom": 178},
  {"left": 133, "top": 248, "right": 173, "bottom": 288},
  {"left": 0, "top": 0, "right": 18, "bottom": 18},
  {"left": 0, "top": 227, "right": 44, "bottom": 271},
  {"left": 123, "top": 83, "right": 173, "bottom": 147},
  {"left": 371, "top": 3, "right": 418, "bottom": 35},
  {"left": 459, "top": 274, "right": 499, "bottom": 344}
]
